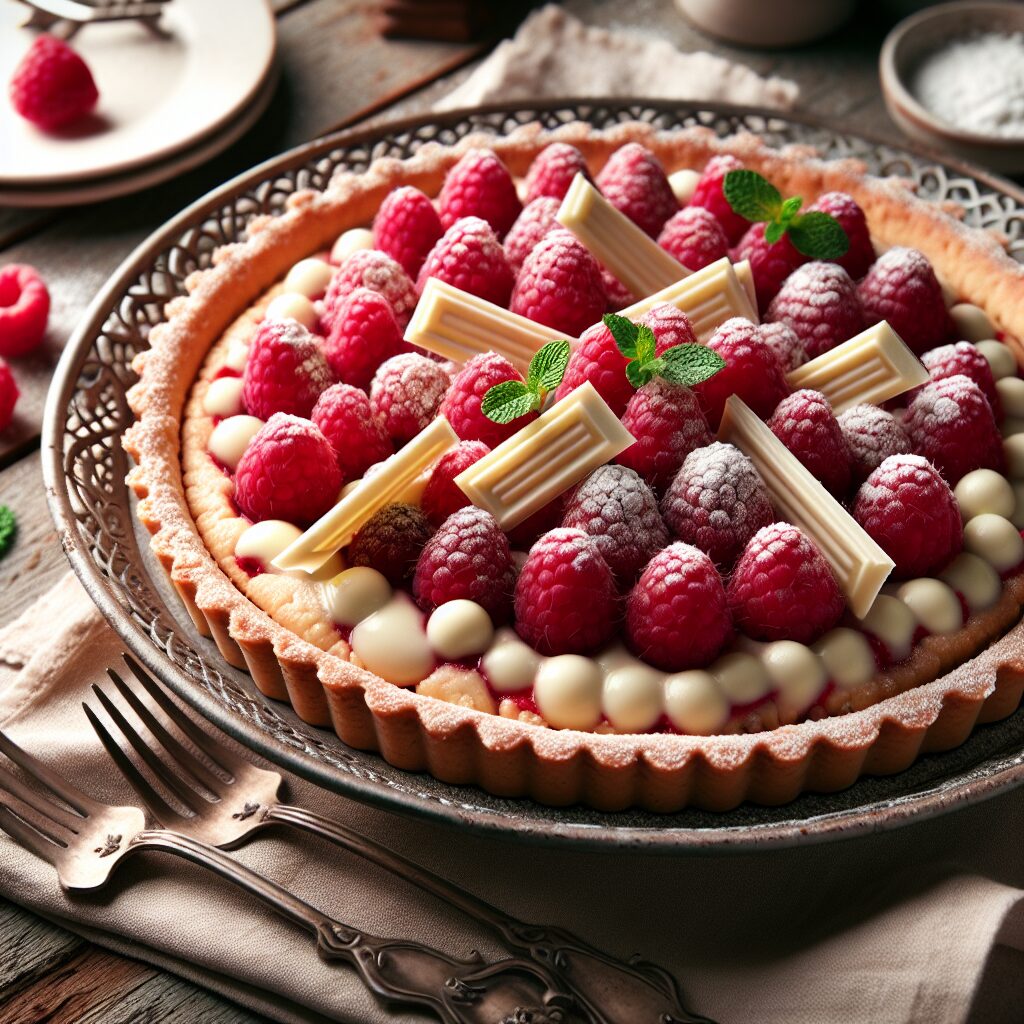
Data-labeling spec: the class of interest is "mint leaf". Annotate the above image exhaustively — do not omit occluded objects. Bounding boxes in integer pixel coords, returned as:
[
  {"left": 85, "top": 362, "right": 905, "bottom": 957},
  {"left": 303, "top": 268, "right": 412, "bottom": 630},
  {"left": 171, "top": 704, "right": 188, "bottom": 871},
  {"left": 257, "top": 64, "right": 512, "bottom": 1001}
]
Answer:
[
  {"left": 788, "top": 211, "right": 850, "bottom": 260},
  {"left": 779, "top": 195, "right": 803, "bottom": 224},
  {"left": 0, "top": 506, "right": 15, "bottom": 561},
  {"left": 634, "top": 324, "right": 656, "bottom": 366},
  {"left": 658, "top": 345, "right": 726, "bottom": 387},
  {"left": 527, "top": 339, "right": 571, "bottom": 392},
  {"left": 481, "top": 380, "right": 536, "bottom": 424},
  {"left": 626, "top": 360, "right": 652, "bottom": 389},
  {"left": 723, "top": 170, "right": 782, "bottom": 223},
  {"left": 763, "top": 220, "right": 786, "bottom": 245},
  {"left": 603, "top": 313, "right": 639, "bottom": 358}
]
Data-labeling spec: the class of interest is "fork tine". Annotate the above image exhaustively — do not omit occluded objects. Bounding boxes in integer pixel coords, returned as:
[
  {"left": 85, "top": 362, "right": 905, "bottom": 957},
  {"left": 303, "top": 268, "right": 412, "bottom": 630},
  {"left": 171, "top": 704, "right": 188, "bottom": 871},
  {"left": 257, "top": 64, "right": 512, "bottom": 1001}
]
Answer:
[
  {"left": 0, "top": 758, "right": 83, "bottom": 834},
  {"left": 0, "top": 782, "right": 71, "bottom": 847},
  {"left": 0, "top": 730, "right": 94, "bottom": 815},
  {"left": 0, "top": 806, "right": 62, "bottom": 866}
]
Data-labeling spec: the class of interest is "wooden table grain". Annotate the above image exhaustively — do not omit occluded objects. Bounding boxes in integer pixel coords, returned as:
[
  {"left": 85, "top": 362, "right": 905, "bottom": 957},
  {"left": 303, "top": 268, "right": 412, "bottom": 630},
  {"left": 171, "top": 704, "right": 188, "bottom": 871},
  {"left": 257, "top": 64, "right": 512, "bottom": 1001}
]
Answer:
[{"left": 0, "top": 1, "right": 952, "bottom": 1021}]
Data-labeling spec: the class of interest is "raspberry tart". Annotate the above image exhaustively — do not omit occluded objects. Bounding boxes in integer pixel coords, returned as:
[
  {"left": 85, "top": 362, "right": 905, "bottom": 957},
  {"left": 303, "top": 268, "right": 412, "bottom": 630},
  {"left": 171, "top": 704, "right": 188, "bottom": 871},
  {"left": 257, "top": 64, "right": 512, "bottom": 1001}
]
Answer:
[{"left": 125, "top": 121, "right": 1024, "bottom": 811}]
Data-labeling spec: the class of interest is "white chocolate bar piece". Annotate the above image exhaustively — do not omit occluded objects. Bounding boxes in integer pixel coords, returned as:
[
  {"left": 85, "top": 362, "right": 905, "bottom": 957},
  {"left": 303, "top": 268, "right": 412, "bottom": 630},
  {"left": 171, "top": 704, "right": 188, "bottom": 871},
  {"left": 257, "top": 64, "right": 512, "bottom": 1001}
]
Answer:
[
  {"left": 785, "top": 321, "right": 929, "bottom": 413},
  {"left": 556, "top": 173, "right": 690, "bottom": 299},
  {"left": 733, "top": 259, "right": 757, "bottom": 312},
  {"left": 718, "top": 396, "right": 894, "bottom": 617},
  {"left": 617, "top": 256, "right": 759, "bottom": 340},
  {"left": 405, "top": 278, "right": 567, "bottom": 375},
  {"left": 273, "top": 417, "right": 459, "bottom": 574},
  {"left": 455, "top": 382, "right": 634, "bottom": 530}
]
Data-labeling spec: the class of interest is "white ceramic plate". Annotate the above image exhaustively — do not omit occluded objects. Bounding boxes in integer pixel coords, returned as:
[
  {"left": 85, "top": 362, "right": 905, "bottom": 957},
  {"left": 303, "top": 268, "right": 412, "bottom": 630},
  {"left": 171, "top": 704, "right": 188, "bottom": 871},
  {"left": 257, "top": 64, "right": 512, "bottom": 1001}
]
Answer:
[{"left": 0, "top": 0, "right": 276, "bottom": 186}]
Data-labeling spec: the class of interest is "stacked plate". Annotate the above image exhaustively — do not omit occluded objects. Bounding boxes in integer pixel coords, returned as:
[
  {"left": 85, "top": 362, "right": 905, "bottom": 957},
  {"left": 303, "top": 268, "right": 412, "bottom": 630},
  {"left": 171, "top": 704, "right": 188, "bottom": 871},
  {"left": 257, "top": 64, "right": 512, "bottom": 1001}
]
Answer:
[{"left": 0, "top": 0, "right": 277, "bottom": 206}]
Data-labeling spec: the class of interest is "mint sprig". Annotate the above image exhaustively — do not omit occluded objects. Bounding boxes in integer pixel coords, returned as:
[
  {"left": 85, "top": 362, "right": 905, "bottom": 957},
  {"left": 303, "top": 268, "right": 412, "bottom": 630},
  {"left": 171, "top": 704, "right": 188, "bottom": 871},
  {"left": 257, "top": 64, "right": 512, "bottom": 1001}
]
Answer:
[
  {"left": 723, "top": 169, "right": 849, "bottom": 260},
  {"left": 481, "top": 340, "right": 571, "bottom": 424},
  {"left": 0, "top": 506, "right": 16, "bottom": 562},
  {"left": 604, "top": 313, "right": 725, "bottom": 389}
]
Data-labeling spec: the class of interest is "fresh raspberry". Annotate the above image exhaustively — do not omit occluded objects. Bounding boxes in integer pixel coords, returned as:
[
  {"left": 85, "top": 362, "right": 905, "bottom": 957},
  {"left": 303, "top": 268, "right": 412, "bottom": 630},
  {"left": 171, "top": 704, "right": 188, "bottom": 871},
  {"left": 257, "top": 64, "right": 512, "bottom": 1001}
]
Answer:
[
  {"left": 350, "top": 503, "right": 433, "bottom": 586},
  {"left": 369, "top": 353, "right": 450, "bottom": 444},
  {"left": 513, "top": 528, "right": 618, "bottom": 655},
  {"left": 413, "top": 506, "right": 515, "bottom": 622},
  {"left": 625, "top": 543, "right": 731, "bottom": 671},
  {"left": 439, "top": 352, "right": 536, "bottom": 448},
  {"left": 766, "top": 262, "right": 864, "bottom": 360},
  {"left": 0, "top": 358, "right": 18, "bottom": 431},
  {"left": 523, "top": 142, "right": 590, "bottom": 204},
  {"left": 641, "top": 302, "right": 698, "bottom": 349},
  {"left": 852, "top": 454, "right": 963, "bottom": 577},
  {"left": 807, "top": 191, "right": 874, "bottom": 279},
  {"left": 9, "top": 36, "right": 98, "bottom": 131},
  {"left": 731, "top": 222, "right": 806, "bottom": 312},
  {"left": 657, "top": 206, "right": 729, "bottom": 272},
  {"left": 595, "top": 143, "right": 678, "bottom": 238},
  {"left": 322, "top": 250, "right": 417, "bottom": 331},
  {"left": 858, "top": 247, "right": 951, "bottom": 355},
  {"left": 561, "top": 465, "right": 669, "bottom": 588},
  {"left": 727, "top": 523, "right": 844, "bottom": 644},
  {"left": 913, "top": 341, "right": 1001, "bottom": 420},
  {"left": 618, "top": 378, "right": 712, "bottom": 492},
  {"left": 311, "top": 383, "right": 392, "bottom": 483},
  {"left": 322, "top": 287, "right": 406, "bottom": 391},
  {"left": 510, "top": 228, "right": 606, "bottom": 336},
  {"left": 0, "top": 264, "right": 50, "bottom": 357},
  {"left": 417, "top": 217, "right": 514, "bottom": 307},
  {"left": 837, "top": 403, "right": 914, "bottom": 484},
  {"left": 234, "top": 414, "right": 341, "bottom": 526},
  {"left": 693, "top": 317, "right": 790, "bottom": 428},
  {"left": 242, "top": 320, "right": 333, "bottom": 420},
  {"left": 688, "top": 154, "right": 749, "bottom": 244},
  {"left": 503, "top": 196, "right": 559, "bottom": 273},
  {"left": 903, "top": 374, "right": 1004, "bottom": 484},
  {"left": 601, "top": 267, "right": 634, "bottom": 311},
  {"left": 438, "top": 149, "right": 521, "bottom": 239},
  {"left": 372, "top": 186, "right": 443, "bottom": 278},
  {"left": 767, "top": 389, "right": 850, "bottom": 497},
  {"left": 758, "top": 321, "right": 806, "bottom": 372},
  {"left": 507, "top": 494, "right": 567, "bottom": 551},
  {"left": 421, "top": 441, "right": 490, "bottom": 526},
  {"left": 661, "top": 441, "right": 775, "bottom": 568}
]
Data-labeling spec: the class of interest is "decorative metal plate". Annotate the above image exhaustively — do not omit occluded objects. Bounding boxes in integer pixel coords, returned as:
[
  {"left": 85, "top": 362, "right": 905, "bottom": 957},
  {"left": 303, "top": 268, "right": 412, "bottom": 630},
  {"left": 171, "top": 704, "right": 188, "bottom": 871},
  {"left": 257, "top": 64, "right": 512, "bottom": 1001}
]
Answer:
[{"left": 42, "top": 100, "right": 1024, "bottom": 853}]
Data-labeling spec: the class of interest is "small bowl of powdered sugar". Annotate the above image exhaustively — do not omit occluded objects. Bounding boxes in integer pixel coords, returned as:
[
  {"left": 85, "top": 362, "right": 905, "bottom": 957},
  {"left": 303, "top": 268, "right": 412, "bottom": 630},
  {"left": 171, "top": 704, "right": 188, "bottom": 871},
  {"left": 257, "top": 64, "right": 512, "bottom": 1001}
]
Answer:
[{"left": 881, "top": 1, "right": 1024, "bottom": 172}]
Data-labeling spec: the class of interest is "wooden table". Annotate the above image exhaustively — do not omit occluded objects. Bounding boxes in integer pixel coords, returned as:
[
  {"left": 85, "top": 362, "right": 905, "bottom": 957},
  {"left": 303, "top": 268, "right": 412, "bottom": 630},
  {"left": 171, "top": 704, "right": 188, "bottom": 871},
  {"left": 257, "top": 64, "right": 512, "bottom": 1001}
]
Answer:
[{"left": 0, "top": 1, "right": 976, "bottom": 1021}]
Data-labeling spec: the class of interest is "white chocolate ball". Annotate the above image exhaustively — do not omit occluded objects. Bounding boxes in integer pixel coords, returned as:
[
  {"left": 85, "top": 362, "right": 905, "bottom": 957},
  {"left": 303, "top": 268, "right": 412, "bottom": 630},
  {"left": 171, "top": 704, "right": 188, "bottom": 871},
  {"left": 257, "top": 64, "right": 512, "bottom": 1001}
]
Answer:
[
  {"left": 976, "top": 340, "right": 1017, "bottom": 380},
  {"left": 859, "top": 594, "right": 918, "bottom": 662},
  {"left": 235, "top": 519, "right": 302, "bottom": 568},
  {"left": 224, "top": 338, "right": 250, "bottom": 373},
  {"left": 203, "top": 376, "right": 244, "bottom": 418},
  {"left": 1004, "top": 434, "right": 1024, "bottom": 478},
  {"left": 896, "top": 578, "right": 963, "bottom": 635},
  {"left": 963, "top": 513, "right": 1024, "bottom": 572},
  {"left": 950, "top": 302, "right": 994, "bottom": 343},
  {"left": 812, "top": 628, "right": 875, "bottom": 689},
  {"left": 601, "top": 663, "right": 663, "bottom": 733},
  {"left": 711, "top": 652, "right": 771, "bottom": 705},
  {"left": 326, "top": 567, "right": 391, "bottom": 627},
  {"left": 761, "top": 640, "right": 826, "bottom": 720},
  {"left": 938, "top": 278, "right": 958, "bottom": 309},
  {"left": 284, "top": 258, "right": 333, "bottom": 299},
  {"left": 940, "top": 552, "right": 1001, "bottom": 613},
  {"left": 668, "top": 168, "right": 700, "bottom": 204},
  {"left": 1013, "top": 482, "right": 1024, "bottom": 529},
  {"left": 209, "top": 415, "right": 263, "bottom": 471},
  {"left": 997, "top": 376, "right": 1024, "bottom": 419},
  {"left": 331, "top": 228, "right": 374, "bottom": 265},
  {"left": 264, "top": 292, "right": 318, "bottom": 330},
  {"left": 426, "top": 600, "right": 495, "bottom": 661},
  {"left": 534, "top": 655, "right": 603, "bottom": 731},
  {"left": 954, "top": 468, "right": 1016, "bottom": 521},
  {"left": 481, "top": 630, "right": 539, "bottom": 692},
  {"left": 663, "top": 671, "right": 729, "bottom": 735},
  {"left": 350, "top": 595, "right": 434, "bottom": 685},
  {"left": 1002, "top": 417, "right": 1024, "bottom": 439}
]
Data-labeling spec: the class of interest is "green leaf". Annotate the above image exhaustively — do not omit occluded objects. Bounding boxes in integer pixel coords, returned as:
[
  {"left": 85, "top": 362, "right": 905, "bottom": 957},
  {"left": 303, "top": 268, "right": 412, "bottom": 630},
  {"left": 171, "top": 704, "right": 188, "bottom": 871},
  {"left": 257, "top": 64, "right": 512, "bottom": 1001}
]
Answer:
[
  {"left": 625, "top": 360, "right": 652, "bottom": 389},
  {"left": 481, "top": 380, "right": 536, "bottom": 424},
  {"left": 603, "top": 313, "right": 639, "bottom": 358},
  {"left": 634, "top": 324, "right": 657, "bottom": 366},
  {"left": 657, "top": 345, "right": 726, "bottom": 387},
  {"left": 763, "top": 220, "right": 786, "bottom": 245},
  {"left": 723, "top": 169, "right": 782, "bottom": 223},
  {"left": 0, "top": 505, "right": 15, "bottom": 562},
  {"left": 527, "top": 339, "right": 572, "bottom": 392},
  {"left": 779, "top": 195, "right": 803, "bottom": 225},
  {"left": 788, "top": 211, "right": 850, "bottom": 260}
]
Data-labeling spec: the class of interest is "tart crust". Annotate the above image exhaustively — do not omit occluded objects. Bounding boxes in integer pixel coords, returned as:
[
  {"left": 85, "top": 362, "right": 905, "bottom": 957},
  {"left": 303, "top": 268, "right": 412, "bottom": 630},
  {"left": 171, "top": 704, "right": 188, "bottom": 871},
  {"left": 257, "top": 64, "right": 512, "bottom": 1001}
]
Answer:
[{"left": 125, "top": 121, "right": 1024, "bottom": 812}]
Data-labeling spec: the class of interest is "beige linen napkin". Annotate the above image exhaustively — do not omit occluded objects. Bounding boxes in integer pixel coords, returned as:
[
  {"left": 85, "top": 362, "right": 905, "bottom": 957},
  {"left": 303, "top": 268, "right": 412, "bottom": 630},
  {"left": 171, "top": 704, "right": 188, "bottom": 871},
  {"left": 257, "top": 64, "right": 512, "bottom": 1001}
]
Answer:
[{"left": 1, "top": 573, "right": 1023, "bottom": 1024}]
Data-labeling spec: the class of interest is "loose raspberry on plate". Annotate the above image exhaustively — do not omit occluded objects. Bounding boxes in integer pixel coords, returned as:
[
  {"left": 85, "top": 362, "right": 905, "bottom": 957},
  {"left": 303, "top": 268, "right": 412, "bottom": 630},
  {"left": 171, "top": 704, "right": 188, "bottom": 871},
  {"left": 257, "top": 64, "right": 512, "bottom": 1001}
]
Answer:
[
  {"left": 413, "top": 505, "right": 515, "bottom": 622},
  {"left": 661, "top": 441, "right": 775, "bottom": 569},
  {"left": 0, "top": 264, "right": 50, "bottom": 357},
  {"left": 421, "top": 440, "right": 490, "bottom": 525},
  {"left": 322, "top": 249, "right": 417, "bottom": 330},
  {"left": 728, "top": 523, "right": 844, "bottom": 644},
  {"left": 757, "top": 321, "right": 806, "bottom": 372},
  {"left": 10, "top": 35, "right": 98, "bottom": 130},
  {"left": 503, "top": 196, "right": 559, "bottom": 272},
  {"left": 523, "top": 142, "right": 591, "bottom": 204},
  {"left": 766, "top": 261, "right": 863, "bottom": 360},
  {"left": 731, "top": 222, "right": 806, "bottom": 312},
  {"left": 369, "top": 353, "right": 451, "bottom": 444},
  {"left": 807, "top": 192, "right": 874, "bottom": 280},
  {"left": 688, "top": 154, "right": 749, "bottom": 244},
  {"left": 595, "top": 143, "right": 678, "bottom": 238},
  {"left": 234, "top": 414, "right": 341, "bottom": 526},
  {"left": 657, "top": 206, "right": 730, "bottom": 272},
  {"left": 915, "top": 341, "right": 1001, "bottom": 420},
  {"left": 561, "top": 465, "right": 669, "bottom": 588},
  {"left": 242, "top": 319, "right": 333, "bottom": 420},
  {"left": 903, "top": 374, "right": 1005, "bottom": 484},
  {"left": 767, "top": 389, "right": 850, "bottom": 497},
  {"left": 853, "top": 454, "right": 963, "bottom": 577},
  {"left": 510, "top": 228, "right": 606, "bottom": 336},
  {"left": 439, "top": 352, "right": 536, "bottom": 448},
  {"left": 513, "top": 528, "right": 618, "bottom": 655},
  {"left": 625, "top": 543, "right": 731, "bottom": 671},
  {"left": 857, "top": 247, "right": 951, "bottom": 355},
  {"left": 322, "top": 287, "right": 406, "bottom": 391},
  {"left": 438, "top": 149, "right": 521, "bottom": 239},
  {"left": 0, "top": 358, "right": 18, "bottom": 431},
  {"left": 837, "top": 403, "right": 914, "bottom": 484},
  {"left": 417, "top": 216, "right": 514, "bottom": 308},
  {"left": 311, "top": 383, "right": 392, "bottom": 483},
  {"left": 372, "top": 186, "right": 443, "bottom": 278},
  {"left": 350, "top": 503, "right": 434, "bottom": 586}
]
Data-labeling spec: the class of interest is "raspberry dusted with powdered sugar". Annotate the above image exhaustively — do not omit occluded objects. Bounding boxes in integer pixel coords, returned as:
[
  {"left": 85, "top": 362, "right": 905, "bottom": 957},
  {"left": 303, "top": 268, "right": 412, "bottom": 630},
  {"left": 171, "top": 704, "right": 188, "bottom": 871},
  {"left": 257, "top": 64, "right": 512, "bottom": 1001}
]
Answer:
[
  {"left": 767, "top": 389, "right": 850, "bottom": 497},
  {"left": 766, "top": 261, "right": 864, "bottom": 360},
  {"left": 903, "top": 374, "right": 1005, "bottom": 484},
  {"left": 853, "top": 454, "right": 963, "bottom": 578},
  {"left": 322, "top": 287, "right": 406, "bottom": 391},
  {"left": 234, "top": 414, "right": 341, "bottom": 526},
  {"left": 601, "top": 267, "right": 635, "bottom": 311},
  {"left": 758, "top": 321, "right": 806, "bottom": 372},
  {"left": 688, "top": 154, "right": 750, "bottom": 244},
  {"left": 837, "top": 403, "right": 914, "bottom": 484},
  {"left": 807, "top": 192, "right": 874, "bottom": 280},
  {"left": 350, "top": 503, "right": 434, "bottom": 586},
  {"left": 439, "top": 352, "right": 536, "bottom": 448},
  {"left": 242, "top": 319, "right": 334, "bottom": 420},
  {"left": 372, "top": 186, "right": 443, "bottom": 278},
  {"left": 0, "top": 359, "right": 18, "bottom": 432},
  {"left": 657, "top": 207, "right": 730, "bottom": 272},
  {"left": 510, "top": 228, "right": 606, "bottom": 336},
  {"left": 618, "top": 378, "right": 712, "bottom": 493},
  {"left": 513, "top": 528, "right": 618, "bottom": 655},
  {"left": 595, "top": 143, "right": 678, "bottom": 238},
  {"left": 523, "top": 142, "right": 591, "bottom": 204},
  {"left": 504, "top": 196, "right": 559, "bottom": 272},
  {"left": 311, "top": 383, "right": 392, "bottom": 483},
  {"left": 728, "top": 523, "right": 844, "bottom": 644},
  {"left": 561, "top": 465, "right": 669, "bottom": 588},
  {"left": 625, "top": 543, "right": 731, "bottom": 671},
  {"left": 661, "top": 441, "right": 775, "bottom": 569},
  {"left": 858, "top": 247, "right": 951, "bottom": 355},
  {"left": 731, "top": 222, "right": 806, "bottom": 312},
  {"left": 0, "top": 265, "right": 50, "bottom": 357},
  {"left": 369, "top": 353, "right": 451, "bottom": 444},
  {"left": 421, "top": 441, "right": 489, "bottom": 526},
  {"left": 641, "top": 303, "right": 698, "bottom": 349},
  {"left": 915, "top": 341, "right": 1002, "bottom": 420},
  {"left": 322, "top": 249, "right": 417, "bottom": 331},
  {"left": 417, "top": 216, "right": 515, "bottom": 307},
  {"left": 438, "top": 149, "right": 521, "bottom": 239}
]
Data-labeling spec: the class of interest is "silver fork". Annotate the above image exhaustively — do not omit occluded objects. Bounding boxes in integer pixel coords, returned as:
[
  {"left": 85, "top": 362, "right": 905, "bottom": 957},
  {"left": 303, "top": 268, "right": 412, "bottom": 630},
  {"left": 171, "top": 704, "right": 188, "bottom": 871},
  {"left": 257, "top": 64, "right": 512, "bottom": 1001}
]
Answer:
[{"left": 84, "top": 654, "right": 712, "bottom": 1024}]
